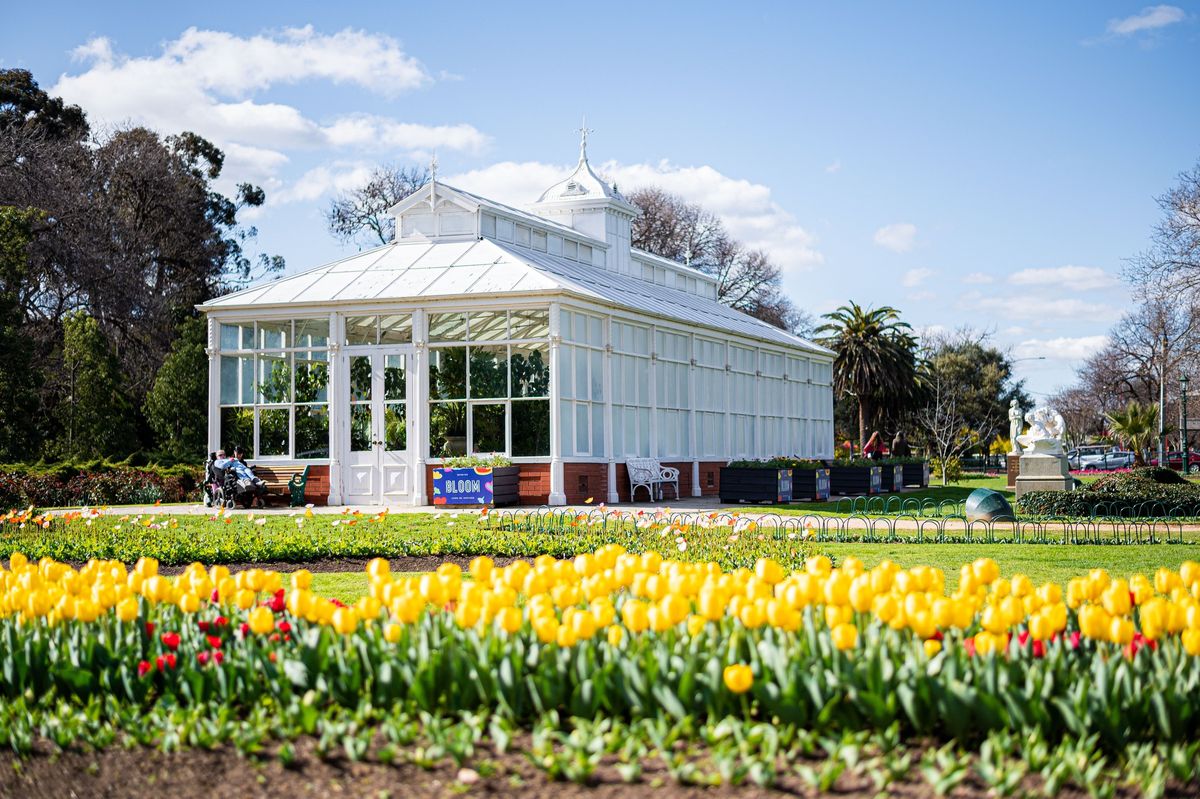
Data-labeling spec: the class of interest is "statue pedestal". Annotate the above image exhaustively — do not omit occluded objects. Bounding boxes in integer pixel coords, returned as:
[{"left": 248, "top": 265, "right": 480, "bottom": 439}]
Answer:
[
  {"left": 1014, "top": 454, "right": 1073, "bottom": 500},
  {"left": 1006, "top": 453, "right": 1021, "bottom": 488}
]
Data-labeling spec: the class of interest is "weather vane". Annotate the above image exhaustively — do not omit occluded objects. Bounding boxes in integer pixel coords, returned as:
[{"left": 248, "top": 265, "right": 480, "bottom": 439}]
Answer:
[
  {"left": 429, "top": 152, "right": 439, "bottom": 182},
  {"left": 576, "top": 116, "right": 593, "bottom": 161}
]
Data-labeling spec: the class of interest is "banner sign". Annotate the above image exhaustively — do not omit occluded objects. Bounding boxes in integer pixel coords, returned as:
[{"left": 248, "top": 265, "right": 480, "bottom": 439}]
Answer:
[{"left": 432, "top": 466, "right": 494, "bottom": 505}]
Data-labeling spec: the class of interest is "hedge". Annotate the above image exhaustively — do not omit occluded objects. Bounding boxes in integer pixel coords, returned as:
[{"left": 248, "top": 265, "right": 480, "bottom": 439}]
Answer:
[
  {"left": 1019, "top": 468, "right": 1200, "bottom": 517},
  {"left": 0, "top": 461, "right": 203, "bottom": 509}
]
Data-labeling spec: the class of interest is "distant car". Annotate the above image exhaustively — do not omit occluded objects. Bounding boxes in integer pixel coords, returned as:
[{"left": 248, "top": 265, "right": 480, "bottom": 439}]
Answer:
[
  {"left": 1067, "top": 446, "right": 1136, "bottom": 471},
  {"left": 1149, "top": 450, "right": 1200, "bottom": 473}
]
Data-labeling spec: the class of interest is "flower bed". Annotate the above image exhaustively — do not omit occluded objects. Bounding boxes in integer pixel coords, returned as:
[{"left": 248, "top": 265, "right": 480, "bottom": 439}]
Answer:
[{"left": 1, "top": 549, "right": 1200, "bottom": 793}]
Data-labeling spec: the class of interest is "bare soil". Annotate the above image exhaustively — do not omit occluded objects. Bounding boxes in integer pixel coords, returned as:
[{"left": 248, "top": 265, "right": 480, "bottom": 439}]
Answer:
[{"left": 1, "top": 738, "right": 1191, "bottom": 799}]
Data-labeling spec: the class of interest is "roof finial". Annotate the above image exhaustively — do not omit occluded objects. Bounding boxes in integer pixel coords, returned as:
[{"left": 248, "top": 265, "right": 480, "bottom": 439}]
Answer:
[
  {"left": 576, "top": 115, "right": 593, "bottom": 163},
  {"left": 430, "top": 152, "right": 439, "bottom": 183}
]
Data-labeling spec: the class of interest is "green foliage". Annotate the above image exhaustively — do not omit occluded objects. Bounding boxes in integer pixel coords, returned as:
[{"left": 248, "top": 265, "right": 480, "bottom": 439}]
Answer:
[
  {"left": 54, "top": 311, "right": 137, "bottom": 459},
  {"left": 726, "top": 458, "right": 826, "bottom": 469},
  {"left": 929, "top": 456, "right": 962, "bottom": 484},
  {"left": 1105, "top": 401, "right": 1159, "bottom": 466},
  {"left": 816, "top": 303, "right": 920, "bottom": 446},
  {"left": 0, "top": 207, "right": 44, "bottom": 460},
  {"left": 1019, "top": 468, "right": 1200, "bottom": 517},
  {"left": 0, "top": 512, "right": 814, "bottom": 571},
  {"left": 442, "top": 454, "right": 514, "bottom": 469},
  {"left": 144, "top": 316, "right": 208, "bottom": 460},
  {"left": 921, "top": 333, "right": 1027, "bottom": 453}
]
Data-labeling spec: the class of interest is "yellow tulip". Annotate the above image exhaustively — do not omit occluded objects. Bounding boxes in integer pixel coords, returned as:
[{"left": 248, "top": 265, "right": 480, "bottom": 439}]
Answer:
[
  {"left": 831, "top": 622, "right": 858, "bottom": 651},
  {"left": 722, "top": 663, "right": 753, "bottom": 693},
  {"left": 115, "top": 596, "right": 139, "bottom": 623},
  {"left": 607, "top": 625, "right": 624, "bottom": 647},
  {"left": 924, "top": 638, "right": 942, "bottom": 657},
  {"left": 248, "top": 605, "right": 274, "bottom": 635},
  {"left": 331, "top": 607, "right": 359, "bottom": 635},
  {"left": 384, "top": 622, "right": 402, "bottom": 643},
  {"left": 495, "top": 606, "right": 522, "bottom": 634}
]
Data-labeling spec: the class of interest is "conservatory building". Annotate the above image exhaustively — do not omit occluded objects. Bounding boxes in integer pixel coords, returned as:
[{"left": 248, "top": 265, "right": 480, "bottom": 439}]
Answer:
[{"left": 200, "top": 142, "right": 834, "bottom": 506}]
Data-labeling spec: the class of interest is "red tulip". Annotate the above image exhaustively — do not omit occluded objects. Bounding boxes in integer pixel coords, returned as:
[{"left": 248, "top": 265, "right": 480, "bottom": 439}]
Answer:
[
  {"left": 144, "top": 622, "right": 155, "bottom": 636},
  {"left": 137, "top": 660, "right": 151, "bottom": 678},
  {"left": 197, "top": 652, "right": 210, "bottom": 665},
  {"left": 197, "top": 620, "right": 210, "bottom": 633},
  {"left": 213, "top": 651, "right": 224, "bottom": 665},
  {"left": 214, "top": 616, "right": 228, "bottom": 627},
  {"left": 164, "top": 653, "right": 177, "bottom": 669},
  {"left": 278, "top": 621, "right": 291, "bottom": 634},
  {"left": 160, "top": 632, "right": 180, "bottom": 651}
]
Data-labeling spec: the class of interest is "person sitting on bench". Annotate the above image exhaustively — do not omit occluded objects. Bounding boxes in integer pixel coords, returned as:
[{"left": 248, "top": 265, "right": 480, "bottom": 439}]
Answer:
[{"left": 215, "top": 446, "right": 268, "bottom": 508}]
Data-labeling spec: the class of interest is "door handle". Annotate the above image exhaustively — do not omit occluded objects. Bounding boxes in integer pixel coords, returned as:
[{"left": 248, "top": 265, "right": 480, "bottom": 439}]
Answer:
[{"left": 372, "top": 439, "right": 384, "bottom": 446}]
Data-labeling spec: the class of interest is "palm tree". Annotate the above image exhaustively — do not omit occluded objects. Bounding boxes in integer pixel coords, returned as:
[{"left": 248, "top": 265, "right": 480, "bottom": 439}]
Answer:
[
  {"left": 815, "top": 303, "right": 919, "bottom": 449},
  {"left": 1105, "top": 400, "right": 1159, "bottom": 466}
]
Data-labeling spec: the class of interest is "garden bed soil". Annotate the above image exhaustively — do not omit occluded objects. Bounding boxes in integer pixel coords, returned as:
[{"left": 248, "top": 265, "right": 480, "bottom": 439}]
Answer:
[{"left": 2, "top": 737, "right": 1181, "bottom": 799}]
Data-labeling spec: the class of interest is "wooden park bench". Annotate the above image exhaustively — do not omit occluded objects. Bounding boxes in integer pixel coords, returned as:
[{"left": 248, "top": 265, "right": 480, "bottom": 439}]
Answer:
[
  {"left": 626, "top": 457, "right": 680, "bottom": 502},
  {"left": 251, "top": 464, "right": 311, "bottom": 507}
]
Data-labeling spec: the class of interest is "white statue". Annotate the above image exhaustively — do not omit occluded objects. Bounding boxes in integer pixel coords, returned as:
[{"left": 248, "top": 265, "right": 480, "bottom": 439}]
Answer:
[
  {"left": 1016, "top": 405, "right": 1066, "bottom": 456},
  {"left": 1008, "top": 398, "right": 1022, "bottom": 454}
]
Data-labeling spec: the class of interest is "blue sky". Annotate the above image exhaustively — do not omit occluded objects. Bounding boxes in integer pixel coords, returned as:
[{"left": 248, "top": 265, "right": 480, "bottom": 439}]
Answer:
[{"left": 3, "top": 2, "right": 1198, "bottom": 396}]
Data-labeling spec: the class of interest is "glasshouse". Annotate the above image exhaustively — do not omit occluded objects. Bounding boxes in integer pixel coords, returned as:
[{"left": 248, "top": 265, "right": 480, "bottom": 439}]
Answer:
[{"left": 200, "top": 141, "right": 835, "bottom": 506}]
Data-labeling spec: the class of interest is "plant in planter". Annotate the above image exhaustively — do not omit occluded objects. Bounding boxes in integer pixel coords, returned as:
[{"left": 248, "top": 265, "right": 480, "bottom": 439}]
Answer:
[
  {"left": 829, "top": 458, "right": 883, "bottom": 495},
  {"left": 433, "top": 454, "right": 519, "bottom": 506},
  {"left": 720, "top": 459, "right": 795, "bottom": 504}
]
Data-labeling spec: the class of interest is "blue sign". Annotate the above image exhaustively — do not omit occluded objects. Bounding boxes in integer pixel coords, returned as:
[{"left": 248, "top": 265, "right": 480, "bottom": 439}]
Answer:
[
  {"left": 432, "top": 467, "right": 495, "bottom": 505},
  {"left": 814, "top": 469, "right": 830, "bottom": 500}
]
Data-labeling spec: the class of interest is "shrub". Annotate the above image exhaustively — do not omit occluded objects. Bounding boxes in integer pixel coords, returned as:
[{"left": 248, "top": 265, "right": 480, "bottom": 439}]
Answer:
[
  {"left": 928, "top": 456, "right": 962, "bottom": 483},
  {"left": 0, "top": 462, "right": 201, "bottom": 509},
  {"left": 726, "top": 458, "right": 825, "bottom": 469},
  {"left": 442, "top": 454, "right": 513, "bottom": 469},
  {"left": 1019, "top": 467, "right": 1200, "bottom": 517}
]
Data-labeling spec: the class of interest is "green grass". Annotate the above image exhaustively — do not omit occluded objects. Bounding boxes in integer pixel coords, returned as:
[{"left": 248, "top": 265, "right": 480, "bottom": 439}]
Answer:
[{"left": 309, "top": 571, "right": 369, "bottom": 602}]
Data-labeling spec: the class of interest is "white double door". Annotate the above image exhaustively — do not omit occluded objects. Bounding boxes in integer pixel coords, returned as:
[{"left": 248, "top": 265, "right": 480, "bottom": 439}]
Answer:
[{"left": 343, "top": 347, "right": 413, "bottom": 505}]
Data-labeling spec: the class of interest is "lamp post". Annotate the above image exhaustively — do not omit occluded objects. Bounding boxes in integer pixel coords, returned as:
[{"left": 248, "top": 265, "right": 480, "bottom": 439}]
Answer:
[
  {"left": 1182, "top": 373, "right": 1190, "bottom": 474},
  {"left": 1159, "top": 333, "right": 1168, "bottom": 469}
]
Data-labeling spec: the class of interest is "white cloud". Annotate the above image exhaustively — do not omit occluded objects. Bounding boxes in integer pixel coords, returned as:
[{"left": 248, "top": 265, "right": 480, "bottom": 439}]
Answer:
[
  {"left": 1009, "top": 265, "right": 1117, "bottom": 290},
  {"left": 1014, "top": 336, "right": 1110, "bottom": 361},
  {"left": 963, "top": 272, "right": 994, "bottom": 285},
  {"left": 824, "top": 159, "right": 842, "bottom": 174},
  {"left": 273, "top": 162, "right": 376, "bottom": 205},
  {"left": 52, "top": 27, "right": 488, "bottom": 195},
  {"left": 873, "top": 223, "right": 917, "bottom": 253},
  {"left": 1107, "top": 5, "right": 1186, "bottom": 35},
  {"left": 977, "top": 296, "right": 1116, "bottom": 319},
  {"left": 902, "top": 267, "right": 933, "bottom": 288},
  {"left": 449, "top": 159, "right": 824, "bottom": 270}
]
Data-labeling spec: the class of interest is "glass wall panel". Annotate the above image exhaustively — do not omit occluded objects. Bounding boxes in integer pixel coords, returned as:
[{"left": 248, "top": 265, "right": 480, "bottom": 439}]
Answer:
[
  {"left": 219, "top": 407, "right": 254, "bottom": 453},
  {"left": 349, "top": 356, "right": 372, "bottom": 402},
  {"left": 258, "top": 355, "right": 291, "bottom": 403},
  {"left": 258, "top": 408, "right": 290, "bottom": 456},
  {"left": 384, "top": 355, "right": 406, "bottom": 400},
  {"left": 378, "top": 314, "right": 412, "bottom": 344},
  {"left": 429, "top": 313, "right": 467, "bottom": 342},
  {"left": 344, "top": 316, "right": 377, "bottom": 346},
  {"left": 294, "top": 356, "right": 329, "bottom": 403},
  {"left": 469, "top": 346, "right": 508, "bottom": 398},
  {"left": 469, "top": 312, "right": 508, "bottom": 341},
  {"left": 430, "top": 402, "right": 467, "bottom": 457},
  {"left": 511, "top": 344, "right": 549, "bottom": 397},
  {"left": 258, "top": 320, "right": 290, "bottom": 350},
  {"left": 294, "top": 319, "right": 329, "bottom": 348},
  {"left": 472, "top": 403, "right": 506, "bottom": 453},
  {"left": 510, "top": 310, "right": 549, "bottom": 339},
  {"left": 512, "top": 401, "right": 550, "bottom": 456},
  {"left": 429, "top": 347, "right": 467, "bottom": 399},
  {"left": 295, "top": 406, "right": 330, "bottom": 458},
  {"left": 384, "top": 403, "right": 406, "bottom": 451}
]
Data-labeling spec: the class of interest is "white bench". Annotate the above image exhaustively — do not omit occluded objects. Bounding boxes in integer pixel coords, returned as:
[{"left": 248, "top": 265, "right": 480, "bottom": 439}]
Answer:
[{"left": 626, "top": 458, "right": 680, "bottom": 502}]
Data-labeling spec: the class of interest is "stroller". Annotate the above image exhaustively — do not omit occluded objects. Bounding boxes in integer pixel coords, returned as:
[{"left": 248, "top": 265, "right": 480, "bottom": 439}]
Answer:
[{"left": 204, "top": 453, "right": 253, "bottom": 509}]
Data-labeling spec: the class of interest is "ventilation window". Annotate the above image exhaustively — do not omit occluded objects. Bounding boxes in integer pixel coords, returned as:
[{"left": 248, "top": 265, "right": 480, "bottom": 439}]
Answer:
[
  {"left": 706, "top": 471, "right": 715, "bottom": 488},
  {"left": 578, "top": 474, "right": 589, "bottom": 495}
]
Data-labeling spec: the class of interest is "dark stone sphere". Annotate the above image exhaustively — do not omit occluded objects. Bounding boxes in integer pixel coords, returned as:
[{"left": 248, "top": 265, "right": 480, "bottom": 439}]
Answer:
[{"left": 965, "top": 488, "right": 1015, "bottom": 522}]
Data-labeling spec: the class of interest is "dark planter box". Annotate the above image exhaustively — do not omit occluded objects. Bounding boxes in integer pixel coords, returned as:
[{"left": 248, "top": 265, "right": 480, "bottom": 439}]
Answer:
[
  {"left": 719, "top": 467, "right": 792, "bottom": 504},
  {"left": 432, "top": 465, "right": 519, "bottom": 506},
  {"left": 879, "top": 464, "right": 905, "bottom": 492},
  {"left": 901, "top": 462, "right": 930, "bottom": 488},
  {"left": 830, "top": 466, "right": 882, "bottom": 495},
  {"left": 790, "top": 468, "right": 830, "bottom": 501}
]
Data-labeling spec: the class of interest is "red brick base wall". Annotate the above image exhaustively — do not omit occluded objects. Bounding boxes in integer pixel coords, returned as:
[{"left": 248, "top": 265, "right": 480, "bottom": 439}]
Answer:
[
  {"left": 305, "top": 465, "right": 331, "bottom": 505},
  {"left": 563, "top": 463, "right": 608, "bottom": 505},
  {"left": 424, "top": 463, "right": 552, "bottom": 506},
  {"left": 611, "top": 461, "right": 725, "bottom": 502}
]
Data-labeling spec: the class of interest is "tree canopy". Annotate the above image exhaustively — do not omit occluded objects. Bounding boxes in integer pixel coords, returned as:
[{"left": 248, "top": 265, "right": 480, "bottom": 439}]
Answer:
[{"left": 0, "top": 68, "right": 280, "bottom": 461}]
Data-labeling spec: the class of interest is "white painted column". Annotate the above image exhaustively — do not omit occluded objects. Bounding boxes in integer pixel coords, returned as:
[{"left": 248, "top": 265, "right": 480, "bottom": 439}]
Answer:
[
  {"left": 648, "top": 326, "right": 658, "bottom": 460},
  {"left": 723, "top": 343, "right": 733, "bottom": 462},
  {"left": 412, "top": 309, "right": 429, "bottom": 506},
  {"left": 206, "top": 316, "right": 220, "bottom": 456},
  {"left": 326, "top": 312, "right": 344, "bottom": 505},
  {"left": 548, "top": 303, "right": 566, "bottom": 506},
  {"left": 688, "top": 334, "right": 700, "bottom": 497},
  {"left": 603, "top": 316, "right": 618, "bottom": 504}
]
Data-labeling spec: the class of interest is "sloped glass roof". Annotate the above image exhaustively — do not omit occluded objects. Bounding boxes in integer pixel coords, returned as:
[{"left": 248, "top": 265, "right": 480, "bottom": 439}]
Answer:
[{"left": 201, "top": 239, "right": 829, "bottom": 355}]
